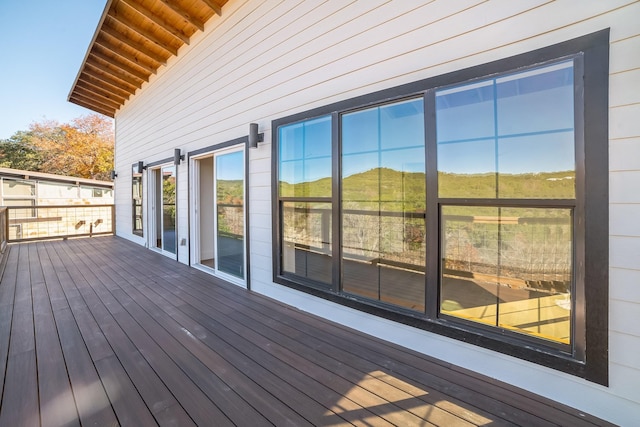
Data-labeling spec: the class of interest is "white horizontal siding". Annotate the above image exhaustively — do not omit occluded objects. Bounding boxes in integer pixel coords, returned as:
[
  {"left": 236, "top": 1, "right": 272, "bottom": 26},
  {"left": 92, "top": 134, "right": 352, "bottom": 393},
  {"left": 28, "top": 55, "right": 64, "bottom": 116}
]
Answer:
[
  {"left": 610, "top": 364, "right": 640, "bottom": 403},
  {"left": 611, "top": 103, "right": 640, "bottom": 140},
  {"left": 610, "top": 137, "right": 640, "bottom": 171},
  {"left": 610, "top": 34, "right": 640, "bottom": 73},
  {"left": 610, "top": 267, "right": 640, "bottom": 304},
  {"left": 611, "top": 299, "right": 640, "bottom": 338},
  {"left": 611, "top": 171, "right": 640, "bottom": 203},
  {"left": 611, "top": 236, "right": 640, "bottom": 271},
  {"left": 610, "top": 68, "right": 640, "bottom": 107},
  {"left": 610, "top": 331, "right": 640, "bottom": 369},
  {"left": 611, "top": 204, "right": 640, "bottom": 237},
  {"left": 113, "top": 0, "right": 640, "bottom": 424}
]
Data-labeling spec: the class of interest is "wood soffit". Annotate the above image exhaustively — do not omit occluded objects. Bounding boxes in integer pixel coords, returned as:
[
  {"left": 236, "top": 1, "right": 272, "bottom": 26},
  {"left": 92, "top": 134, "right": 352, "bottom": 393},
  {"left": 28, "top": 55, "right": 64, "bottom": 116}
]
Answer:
[{"left": 68, "top": 0, "right": 227, "bottom": 117}]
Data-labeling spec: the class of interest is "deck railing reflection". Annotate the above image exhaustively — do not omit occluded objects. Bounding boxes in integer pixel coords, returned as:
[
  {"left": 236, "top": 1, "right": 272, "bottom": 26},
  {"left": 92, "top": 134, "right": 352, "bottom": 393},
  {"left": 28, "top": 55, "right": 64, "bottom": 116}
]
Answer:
[
  {"left": 441, "top": 213, "right": 572, "bottom": 293},
  {"left": 4, "top": 204, "right": 115, "bottom": 243},
  {"left": 282, "top": 205, "right": 572, "bottom": 293}
]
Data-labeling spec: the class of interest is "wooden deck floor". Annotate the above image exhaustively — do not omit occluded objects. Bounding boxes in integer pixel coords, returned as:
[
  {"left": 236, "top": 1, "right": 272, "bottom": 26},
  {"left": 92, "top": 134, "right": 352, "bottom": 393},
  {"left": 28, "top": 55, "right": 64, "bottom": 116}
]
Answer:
[{"left": 0, "top": 236, "right": 613, "bottom": 426}]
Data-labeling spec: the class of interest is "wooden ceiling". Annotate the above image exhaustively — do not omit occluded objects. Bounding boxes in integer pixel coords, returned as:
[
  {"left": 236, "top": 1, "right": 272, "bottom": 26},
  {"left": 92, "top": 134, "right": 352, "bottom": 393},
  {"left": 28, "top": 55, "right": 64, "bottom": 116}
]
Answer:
[{"left": 68, "top": 0, "right": 227, "bottom": 117}]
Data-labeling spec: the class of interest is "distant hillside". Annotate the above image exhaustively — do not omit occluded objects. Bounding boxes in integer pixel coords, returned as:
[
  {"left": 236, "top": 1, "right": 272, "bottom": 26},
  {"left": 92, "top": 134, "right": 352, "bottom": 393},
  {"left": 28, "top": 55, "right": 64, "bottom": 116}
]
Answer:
[
  {"left": 280, "top": 168, "right": 574, "bottom": 203},
  {"left": 439, "top": 171, "right": 575, "bottom": 199}
]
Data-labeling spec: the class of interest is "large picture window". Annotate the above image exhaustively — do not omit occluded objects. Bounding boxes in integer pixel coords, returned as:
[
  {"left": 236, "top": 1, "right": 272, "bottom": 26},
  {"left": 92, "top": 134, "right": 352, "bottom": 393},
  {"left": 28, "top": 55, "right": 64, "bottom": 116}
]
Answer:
[
  {"left": 273, "top": 30, "right": 608, "bottom": 383},
  {"left": 436, "top": 61, "right": 577, "bottom": 346}
]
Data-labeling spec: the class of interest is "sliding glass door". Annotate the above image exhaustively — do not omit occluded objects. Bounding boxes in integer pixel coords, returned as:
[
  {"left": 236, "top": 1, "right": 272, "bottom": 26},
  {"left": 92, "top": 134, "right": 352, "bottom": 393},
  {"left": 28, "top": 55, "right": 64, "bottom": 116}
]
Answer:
[
  {"left": 215, "top": 150, "right": 245, "bottom": 279},
  {"left": 150, "top": 165, "right": 177, "bottom": 257},
  {"left": 192, "top": 147, "right": 246, "bottom": 285}
]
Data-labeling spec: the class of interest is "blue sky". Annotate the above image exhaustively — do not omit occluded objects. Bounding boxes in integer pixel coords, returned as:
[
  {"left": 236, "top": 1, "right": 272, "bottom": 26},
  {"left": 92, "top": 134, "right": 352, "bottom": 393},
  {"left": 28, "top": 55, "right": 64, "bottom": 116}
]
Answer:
[{"left": 0, "top": 0, "right": 109, "bottom": 139}]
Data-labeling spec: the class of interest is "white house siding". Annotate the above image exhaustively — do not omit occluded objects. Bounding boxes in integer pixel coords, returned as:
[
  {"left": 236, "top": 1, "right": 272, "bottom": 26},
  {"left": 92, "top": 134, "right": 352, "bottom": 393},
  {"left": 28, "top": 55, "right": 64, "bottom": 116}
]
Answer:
[{"left": 113, "top": 1, "right": 640, "bottom": 424}]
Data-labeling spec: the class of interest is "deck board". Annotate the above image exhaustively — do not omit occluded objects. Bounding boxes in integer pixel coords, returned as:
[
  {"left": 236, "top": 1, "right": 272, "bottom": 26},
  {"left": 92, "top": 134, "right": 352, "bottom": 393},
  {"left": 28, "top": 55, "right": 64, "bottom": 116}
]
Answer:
[
  {"left": 0, "top": 245, "right": 39, "bottom": 427},
  {"left": 0, "top": 236, "right": 615, "bottom": 426}
]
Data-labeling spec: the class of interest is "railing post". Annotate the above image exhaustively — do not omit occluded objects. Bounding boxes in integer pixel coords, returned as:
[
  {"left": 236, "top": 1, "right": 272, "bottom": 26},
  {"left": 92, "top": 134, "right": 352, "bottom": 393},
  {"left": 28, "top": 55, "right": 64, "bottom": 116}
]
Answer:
[
  {"left": 1, "top": 207, "right": 7, "bottom": 253},
  {"left": 111, "top": 204, "right": 116, "bottom": 235},
  {"left": 321, "top": 209, "right": 330, "bottom": 254}
]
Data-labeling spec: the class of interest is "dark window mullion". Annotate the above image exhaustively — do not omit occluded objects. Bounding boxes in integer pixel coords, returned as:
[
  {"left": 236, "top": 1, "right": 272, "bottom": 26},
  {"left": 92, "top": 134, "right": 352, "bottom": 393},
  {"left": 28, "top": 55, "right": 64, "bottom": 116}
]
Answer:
[
  {"left": 425, "top": 90, "right": 439, "bottom": 319},
  {"left": 332, "top": 112, "right": 341, "bottom": 293},
  {"left": 572, "top": 53, "right": 587, "bottom": 363}
]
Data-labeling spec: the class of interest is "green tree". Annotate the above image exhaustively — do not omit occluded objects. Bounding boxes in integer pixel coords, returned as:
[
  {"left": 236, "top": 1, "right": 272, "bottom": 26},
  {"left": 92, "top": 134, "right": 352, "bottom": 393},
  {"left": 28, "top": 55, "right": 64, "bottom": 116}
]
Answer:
[{"left": 0, "top": 130, "right": 43, "bottom": 171}]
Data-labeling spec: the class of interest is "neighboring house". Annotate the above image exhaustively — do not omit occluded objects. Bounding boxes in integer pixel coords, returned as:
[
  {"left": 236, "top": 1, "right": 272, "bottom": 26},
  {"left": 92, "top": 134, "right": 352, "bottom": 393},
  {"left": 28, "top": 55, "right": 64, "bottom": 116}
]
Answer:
[
  {"left": 69, "top": 1, "right": 639, "bottom": 424},
  {"left": 0, "top": 167, "right": 114, "bottom": 240}
]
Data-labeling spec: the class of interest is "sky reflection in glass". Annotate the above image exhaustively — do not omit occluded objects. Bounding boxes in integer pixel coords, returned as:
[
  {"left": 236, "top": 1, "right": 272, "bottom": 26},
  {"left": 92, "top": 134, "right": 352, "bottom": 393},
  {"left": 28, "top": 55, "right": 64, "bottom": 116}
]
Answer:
[
  {"left": 279, "top": 116, "right": 332, "bottom": 197},
  {"left": 342, "top": 98, "right": 425, "bottom": 178},
  {"left": 436, "top": 60, "right": 576, "bottom": 199}
]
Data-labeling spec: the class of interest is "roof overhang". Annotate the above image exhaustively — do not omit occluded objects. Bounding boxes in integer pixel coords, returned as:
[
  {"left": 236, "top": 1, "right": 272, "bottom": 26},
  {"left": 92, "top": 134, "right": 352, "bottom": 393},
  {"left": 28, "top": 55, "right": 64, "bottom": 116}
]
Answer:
[{"left": 68, "top": 0, "right": 227, "bottom": 117}]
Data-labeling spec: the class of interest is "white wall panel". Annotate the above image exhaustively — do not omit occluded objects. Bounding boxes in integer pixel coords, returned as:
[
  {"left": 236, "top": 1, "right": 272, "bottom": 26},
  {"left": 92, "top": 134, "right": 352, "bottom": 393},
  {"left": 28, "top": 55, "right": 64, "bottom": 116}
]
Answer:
[
  {"left": 611, "top": 204, "right": 640, "bottom": 236},
  {"left": 610, "top": 69, "right": 640, "bottom": 107},
  {"left": 611, "top": 236, "right": 640, "bottom": 270},
  {"left": 249, "top": 224, "right": 271, "bottom": 246},
  {"left": 249, "top": 185, "right": 271, "bottom": 202},
  {"left": 611, "top": 171, "right": 640, "bottom": 203},
  {"left": 610, "top": 267, "right": 640, "bottom": 304},
  {"left": 611, "top": 103, "right": 640, "bottom": 140},
  {"left": 610, "top": 299, "right": 640, "bottom": 337},
  {"left": 609, "top": 364, "right": 640, "bottom": 403},
  {"left": 611, "top": 35, "right": 640, "bottom": 73},
  {"left": 610, "top": 331, "right": 640, "bottom": 368},
  {"left": 610, "top": 137, "right": 640, "bottom": 171},
  {"left": 112, "top": 1, "right": 640, "bottom": 424}
]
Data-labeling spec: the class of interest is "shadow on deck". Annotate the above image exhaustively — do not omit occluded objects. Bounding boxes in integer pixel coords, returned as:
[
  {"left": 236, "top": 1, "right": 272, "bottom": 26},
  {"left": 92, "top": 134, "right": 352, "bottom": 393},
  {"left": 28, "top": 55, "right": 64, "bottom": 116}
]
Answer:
[{"left": 0, "top": 236, "right": 612, "bottom": 426}]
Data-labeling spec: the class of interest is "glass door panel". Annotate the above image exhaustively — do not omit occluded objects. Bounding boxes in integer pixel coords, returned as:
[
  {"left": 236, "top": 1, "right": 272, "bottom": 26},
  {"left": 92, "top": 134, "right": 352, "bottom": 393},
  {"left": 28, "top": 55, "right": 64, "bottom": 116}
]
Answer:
[
  {"left": 196, "top": 157, "right": 215, "bottom": 268},
  {"left": 215, "top": 151, "right": 244, "bottom": 279},
  {"left": 162, "top": 165, "right": 177, "bottom": 255}
]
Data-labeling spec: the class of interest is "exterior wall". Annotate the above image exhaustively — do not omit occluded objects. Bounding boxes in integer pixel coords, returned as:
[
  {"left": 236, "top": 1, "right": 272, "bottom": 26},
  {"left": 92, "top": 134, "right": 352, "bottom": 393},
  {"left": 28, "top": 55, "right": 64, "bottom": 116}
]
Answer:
[{"left": 113, "top": 1, "right": 640, "bottom": 424}]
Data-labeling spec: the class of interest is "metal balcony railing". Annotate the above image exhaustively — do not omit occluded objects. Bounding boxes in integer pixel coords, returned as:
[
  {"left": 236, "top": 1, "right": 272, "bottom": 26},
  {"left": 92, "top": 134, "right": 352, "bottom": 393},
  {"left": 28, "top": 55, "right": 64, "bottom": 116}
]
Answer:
[{"left": 3, "top": 204, "right": 115, "bottom": 243}]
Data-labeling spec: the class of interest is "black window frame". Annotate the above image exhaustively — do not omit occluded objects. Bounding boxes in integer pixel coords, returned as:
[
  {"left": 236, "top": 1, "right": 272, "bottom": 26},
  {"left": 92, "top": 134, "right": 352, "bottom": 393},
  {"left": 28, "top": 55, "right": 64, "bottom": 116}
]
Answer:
[{"left": 272, "top": 29, "right": 609, "bottom": 384}]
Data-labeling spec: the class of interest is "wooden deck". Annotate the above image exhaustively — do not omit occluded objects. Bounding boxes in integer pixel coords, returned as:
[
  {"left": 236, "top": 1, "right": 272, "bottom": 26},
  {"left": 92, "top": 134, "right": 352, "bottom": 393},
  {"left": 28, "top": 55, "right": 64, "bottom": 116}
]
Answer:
[{"left": 0, "top": 236, "right": 613, "bottom": 426}]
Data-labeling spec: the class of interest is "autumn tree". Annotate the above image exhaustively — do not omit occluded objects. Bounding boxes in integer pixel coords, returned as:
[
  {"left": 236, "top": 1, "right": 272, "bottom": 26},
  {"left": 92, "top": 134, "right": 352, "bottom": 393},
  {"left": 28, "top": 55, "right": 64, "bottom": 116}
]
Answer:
[{"left": 0, "top": 114, "right": 114, "bottom": 181}]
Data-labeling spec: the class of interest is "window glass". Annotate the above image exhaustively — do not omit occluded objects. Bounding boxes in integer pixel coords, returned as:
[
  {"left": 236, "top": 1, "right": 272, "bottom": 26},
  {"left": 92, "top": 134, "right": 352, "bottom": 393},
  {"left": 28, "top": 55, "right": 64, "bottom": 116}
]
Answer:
[
  {"left": 437, "top": 61, "right": 575, "bottom": 199},
  {"left": 80, "top": 186, "right": 114, "bottom": 199},
  {"left": 3, "top": 179, "right": 35, "bottom": 197},
  {"left": 162, "top": 166, "right": 176, "bottom": 254},
  {"left": 440, "top": 206, "right": 572, "bottom": 344},
  {"left": 216, "top": 151, "right": 245, "bottom": 279},
  {"left": 341, "top": 99, "right": 426, "bottom": 311},
  {"left": 281, "top": 202, "right": 332, "bottom": 285},
  {"left": 80, "top": 186, "right": 91, "bottom": 198},
  {"left": 39, "top": 182, "right": 77, "bottom": 199},
  {"left": 132, "top": 172, "right": 143, "bottom": 236},
  {"left": 496, "top": 62, "right": 574, "bottom": 135},
  {"left": 279, "top": 116, "right": 332, "bottom": 198}
]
